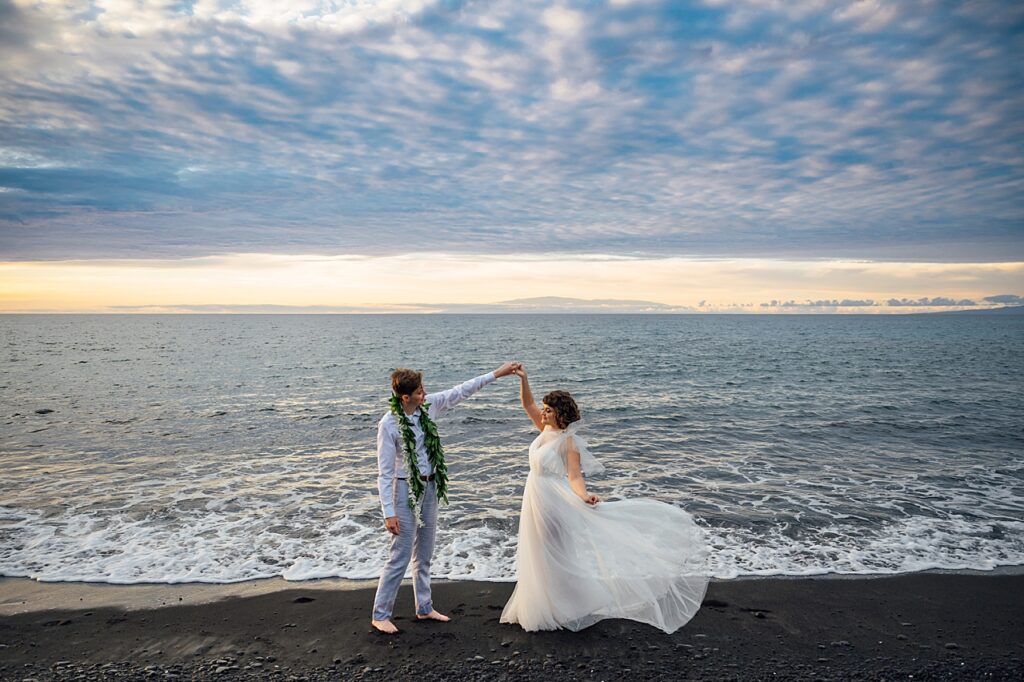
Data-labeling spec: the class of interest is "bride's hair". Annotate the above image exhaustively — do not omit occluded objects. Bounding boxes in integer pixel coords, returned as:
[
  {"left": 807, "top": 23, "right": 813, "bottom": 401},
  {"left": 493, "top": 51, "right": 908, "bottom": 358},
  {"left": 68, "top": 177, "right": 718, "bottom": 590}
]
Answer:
[{"left": 542, "top": 390, "right": 580, "bottom": 428}]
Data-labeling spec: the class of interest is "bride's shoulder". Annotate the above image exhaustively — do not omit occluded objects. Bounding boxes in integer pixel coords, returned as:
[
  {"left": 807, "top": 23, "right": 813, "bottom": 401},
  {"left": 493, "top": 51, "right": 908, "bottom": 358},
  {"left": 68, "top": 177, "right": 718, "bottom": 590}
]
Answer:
[
  {"left": 562, "top": 421, "right": 585, "bottom": 440},
  {"left": 533, "top": 426, "right": 563, "bottom": 447}
]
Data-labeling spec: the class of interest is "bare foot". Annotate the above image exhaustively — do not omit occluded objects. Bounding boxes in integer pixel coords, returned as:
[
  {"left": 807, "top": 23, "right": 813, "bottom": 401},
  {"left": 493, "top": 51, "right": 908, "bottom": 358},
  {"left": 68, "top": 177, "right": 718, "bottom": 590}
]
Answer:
[
  {"left": 371, "top": 619, "right": 399, "bottom": 634},
  {"left": 416, "top": 610, "right": 451, "bottom": 622}
]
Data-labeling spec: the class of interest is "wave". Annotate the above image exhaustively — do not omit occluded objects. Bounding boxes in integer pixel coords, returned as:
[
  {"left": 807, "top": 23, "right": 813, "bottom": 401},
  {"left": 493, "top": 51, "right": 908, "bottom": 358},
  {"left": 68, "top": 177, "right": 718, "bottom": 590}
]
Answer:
[{"left": 2, "top": 505, "right": 1021, "bottom": 585}]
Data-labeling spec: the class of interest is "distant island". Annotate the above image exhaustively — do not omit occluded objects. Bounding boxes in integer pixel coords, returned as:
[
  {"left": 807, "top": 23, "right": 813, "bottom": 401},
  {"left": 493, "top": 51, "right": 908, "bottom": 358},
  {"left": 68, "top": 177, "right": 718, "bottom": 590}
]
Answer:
[
  {"left": 435, "top": 297, "right": 696, "bottom": 314},
  {"left": 927, "top": 305, "right": 1024, "bottom": 315}
]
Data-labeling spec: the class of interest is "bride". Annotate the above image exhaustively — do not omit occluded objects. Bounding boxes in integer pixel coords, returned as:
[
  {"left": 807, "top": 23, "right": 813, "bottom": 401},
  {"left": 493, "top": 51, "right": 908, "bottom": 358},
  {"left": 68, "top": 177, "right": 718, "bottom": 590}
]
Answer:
[{"left": 499, "top": 367, "right": 709, "bottom": 633}]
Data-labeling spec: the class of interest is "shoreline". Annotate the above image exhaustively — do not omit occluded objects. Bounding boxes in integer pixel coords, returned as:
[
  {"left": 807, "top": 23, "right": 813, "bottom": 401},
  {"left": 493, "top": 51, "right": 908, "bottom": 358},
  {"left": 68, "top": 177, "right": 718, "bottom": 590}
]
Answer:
[
  {"left": 0, "top": 576, "right": 378, "bottom": 616},
  {"left": 4, "top": 565, "right": 1024, "bottom": 615},
  {"left": 1, "top": 573, "right": 1021, "bottom": 680}
]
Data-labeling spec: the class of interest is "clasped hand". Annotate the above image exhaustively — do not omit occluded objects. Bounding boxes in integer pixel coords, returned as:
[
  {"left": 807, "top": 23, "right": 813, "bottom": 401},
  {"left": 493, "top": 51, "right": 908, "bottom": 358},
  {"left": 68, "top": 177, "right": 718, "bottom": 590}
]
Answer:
[{"left": 494, "top": 361, "right": 523, "bottom": 378}]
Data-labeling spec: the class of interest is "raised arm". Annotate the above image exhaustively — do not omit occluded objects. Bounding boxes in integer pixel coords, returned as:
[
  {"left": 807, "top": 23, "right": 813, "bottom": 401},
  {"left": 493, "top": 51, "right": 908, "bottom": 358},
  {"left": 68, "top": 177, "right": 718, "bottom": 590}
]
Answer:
[
  {"left": 566, "top": 436, "right": 599, "bottom": 505},
  {"left": 514, "top": 366, "right": 544, "bottom": 430},
  {"left": 426, "top": 362, "right": 520, "bottom": 420}
]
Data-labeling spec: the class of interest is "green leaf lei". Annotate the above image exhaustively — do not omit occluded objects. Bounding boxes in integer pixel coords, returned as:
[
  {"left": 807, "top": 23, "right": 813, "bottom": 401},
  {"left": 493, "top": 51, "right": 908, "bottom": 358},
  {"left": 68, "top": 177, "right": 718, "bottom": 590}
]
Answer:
[{"left": 389, "top": 394, "right": 449, "bottom": 524}]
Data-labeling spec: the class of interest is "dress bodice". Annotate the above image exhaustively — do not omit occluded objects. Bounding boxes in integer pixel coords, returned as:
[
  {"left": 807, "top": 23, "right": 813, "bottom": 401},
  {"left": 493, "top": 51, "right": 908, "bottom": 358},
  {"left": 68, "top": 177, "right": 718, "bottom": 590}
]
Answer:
[
  {"left": 527, "top": 424, "right": 605, "bottom": 477},
  {"left": 528, "top": 428, "right": 569, "bottom": 476}
]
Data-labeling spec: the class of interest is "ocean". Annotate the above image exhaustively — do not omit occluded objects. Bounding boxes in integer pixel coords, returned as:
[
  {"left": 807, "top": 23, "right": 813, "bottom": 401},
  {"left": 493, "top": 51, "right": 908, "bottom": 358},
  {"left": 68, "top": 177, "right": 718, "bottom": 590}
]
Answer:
[{"left": 2, "top": 313, "right": 1022, "bottom": 584}]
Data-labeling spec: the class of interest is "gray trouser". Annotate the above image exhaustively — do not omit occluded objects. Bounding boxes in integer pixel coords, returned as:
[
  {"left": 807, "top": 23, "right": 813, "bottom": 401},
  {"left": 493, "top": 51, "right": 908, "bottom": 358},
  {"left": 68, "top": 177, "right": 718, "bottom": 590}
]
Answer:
[{"left": 372, "top": 479, "right": 439, "bottom": 621}]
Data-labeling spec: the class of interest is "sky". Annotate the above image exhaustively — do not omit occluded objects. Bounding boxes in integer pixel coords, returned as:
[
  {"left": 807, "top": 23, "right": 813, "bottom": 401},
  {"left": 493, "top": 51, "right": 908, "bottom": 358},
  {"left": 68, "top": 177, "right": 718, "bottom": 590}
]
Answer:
[{"left": 1, "top": 0, "right": 1022, "bottom": 312}]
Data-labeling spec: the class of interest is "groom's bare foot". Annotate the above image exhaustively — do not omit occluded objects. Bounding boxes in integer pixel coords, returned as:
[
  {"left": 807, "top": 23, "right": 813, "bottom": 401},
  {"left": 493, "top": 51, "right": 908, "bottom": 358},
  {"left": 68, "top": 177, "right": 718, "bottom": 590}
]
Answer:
[
  {"left": 371, "top": 619, "right": 399, "bottom": 634},
  {"left": 416, "top": 610, "right": 451, "bottom": 622}
]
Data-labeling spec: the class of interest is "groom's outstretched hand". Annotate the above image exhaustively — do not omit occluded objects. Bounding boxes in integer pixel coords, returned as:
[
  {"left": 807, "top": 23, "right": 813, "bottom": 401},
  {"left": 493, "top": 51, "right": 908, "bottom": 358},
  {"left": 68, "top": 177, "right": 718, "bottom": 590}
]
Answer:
[{"left": 494, "top": 361, "right": 522, "bottom": 378}]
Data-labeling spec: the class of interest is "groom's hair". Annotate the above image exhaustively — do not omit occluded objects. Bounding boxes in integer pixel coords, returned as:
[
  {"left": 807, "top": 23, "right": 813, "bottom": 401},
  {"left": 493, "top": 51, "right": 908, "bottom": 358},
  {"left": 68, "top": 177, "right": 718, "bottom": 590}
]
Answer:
[
  {"left": 543, "top": 390, "right": 581, "bottom": 429},
  {"left": 391, "top": 368, "right": 423, "bottom": 397}
]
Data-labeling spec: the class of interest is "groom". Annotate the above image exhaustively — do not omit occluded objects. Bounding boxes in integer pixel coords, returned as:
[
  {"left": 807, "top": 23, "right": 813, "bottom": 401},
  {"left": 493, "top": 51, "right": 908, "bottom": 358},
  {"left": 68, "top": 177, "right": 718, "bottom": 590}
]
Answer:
[{"left": 371, "top": 362, "right": 520, "bottom": 634}]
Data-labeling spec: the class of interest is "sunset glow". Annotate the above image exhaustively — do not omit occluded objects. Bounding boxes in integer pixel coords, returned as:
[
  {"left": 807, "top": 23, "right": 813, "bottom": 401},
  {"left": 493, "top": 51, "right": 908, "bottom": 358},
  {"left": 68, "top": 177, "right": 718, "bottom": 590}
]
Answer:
[{"left": 2, "top": 254, "right": 1021, "bottom": 313}]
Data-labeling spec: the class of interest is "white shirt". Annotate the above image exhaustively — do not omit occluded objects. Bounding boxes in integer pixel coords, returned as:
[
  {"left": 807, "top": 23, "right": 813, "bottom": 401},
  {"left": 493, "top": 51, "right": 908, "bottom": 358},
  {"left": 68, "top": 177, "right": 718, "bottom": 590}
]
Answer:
[{"left": 376, "top": 372, "right": 496, "bottom": 518}]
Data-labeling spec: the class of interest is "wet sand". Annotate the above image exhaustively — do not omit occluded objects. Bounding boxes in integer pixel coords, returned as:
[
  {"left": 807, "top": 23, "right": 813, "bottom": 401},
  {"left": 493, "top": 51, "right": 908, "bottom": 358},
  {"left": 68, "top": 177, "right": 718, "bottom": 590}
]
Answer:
[
  {"left": 0, "top": 576, "right": 373, "bottom": 616},
  {"left": 1, "top": 574, "right": 1022, "bottom": 680}
]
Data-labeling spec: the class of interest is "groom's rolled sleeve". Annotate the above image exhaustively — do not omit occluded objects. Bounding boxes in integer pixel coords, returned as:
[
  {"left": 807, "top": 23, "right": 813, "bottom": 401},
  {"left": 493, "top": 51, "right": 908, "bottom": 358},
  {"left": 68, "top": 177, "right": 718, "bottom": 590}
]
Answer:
[
  {"left": 427, "top": 372, "right": 496, "bottom": 420},
  {"left": 376, "top": 418, "right": 399, "bottom": 518}
]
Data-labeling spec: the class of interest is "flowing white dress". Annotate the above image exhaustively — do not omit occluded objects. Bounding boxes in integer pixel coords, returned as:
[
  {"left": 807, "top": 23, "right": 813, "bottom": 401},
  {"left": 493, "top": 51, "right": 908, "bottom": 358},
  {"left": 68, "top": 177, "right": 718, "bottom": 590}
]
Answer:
[{"left": 500, "top": 424, "right": 709, "bottom": 633}]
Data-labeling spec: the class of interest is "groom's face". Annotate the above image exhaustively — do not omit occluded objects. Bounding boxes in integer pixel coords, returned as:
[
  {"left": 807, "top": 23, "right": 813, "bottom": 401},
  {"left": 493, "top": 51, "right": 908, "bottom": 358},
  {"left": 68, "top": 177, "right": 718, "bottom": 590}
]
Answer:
[{"left": 402, "top": 385, "right": 427, "bottom": 410}]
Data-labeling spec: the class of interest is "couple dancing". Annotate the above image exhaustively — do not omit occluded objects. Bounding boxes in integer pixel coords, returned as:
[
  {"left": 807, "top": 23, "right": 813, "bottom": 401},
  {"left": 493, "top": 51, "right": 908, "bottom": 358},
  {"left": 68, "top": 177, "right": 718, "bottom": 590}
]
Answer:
[{"left": 371, "top": 363, "right": 708, "bottom": 635}]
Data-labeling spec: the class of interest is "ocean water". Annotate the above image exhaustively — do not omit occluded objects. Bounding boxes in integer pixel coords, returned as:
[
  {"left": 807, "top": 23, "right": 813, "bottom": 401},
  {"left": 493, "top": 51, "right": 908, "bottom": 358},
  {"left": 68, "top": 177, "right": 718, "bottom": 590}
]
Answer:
[{"left": 1, "top": 314, "right": 1022, "bottom": 584}]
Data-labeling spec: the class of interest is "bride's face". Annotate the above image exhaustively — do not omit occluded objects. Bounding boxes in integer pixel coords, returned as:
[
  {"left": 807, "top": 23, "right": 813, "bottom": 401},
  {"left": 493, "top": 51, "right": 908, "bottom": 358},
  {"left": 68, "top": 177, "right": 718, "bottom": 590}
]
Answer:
[{"left": 540, "top": 403, "right": 560, "bottom": 429}]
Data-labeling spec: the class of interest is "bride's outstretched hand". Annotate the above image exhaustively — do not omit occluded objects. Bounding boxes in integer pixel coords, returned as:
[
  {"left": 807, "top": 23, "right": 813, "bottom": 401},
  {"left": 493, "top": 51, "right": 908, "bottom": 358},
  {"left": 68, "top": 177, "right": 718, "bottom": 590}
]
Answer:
[
  {"left": 513, "top": 365, "right": 528, "bottom": 379},
  {"left": 495, "top": 361, "right": 522, "bottom": 378}
]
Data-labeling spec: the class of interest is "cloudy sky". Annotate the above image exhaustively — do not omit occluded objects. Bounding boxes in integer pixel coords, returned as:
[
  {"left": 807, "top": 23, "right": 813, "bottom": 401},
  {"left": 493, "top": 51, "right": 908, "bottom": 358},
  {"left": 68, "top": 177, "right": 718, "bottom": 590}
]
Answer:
[{"left": 1, "top": 0, "right": 1022, "bottom": 312}]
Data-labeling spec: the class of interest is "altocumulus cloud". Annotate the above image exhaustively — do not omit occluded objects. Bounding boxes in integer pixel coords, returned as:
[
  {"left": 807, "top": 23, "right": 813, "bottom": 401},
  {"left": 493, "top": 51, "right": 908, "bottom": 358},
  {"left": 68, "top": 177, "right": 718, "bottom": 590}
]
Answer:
[{"left": 0, "top": 0, "right": 1022, "bottom": 260}]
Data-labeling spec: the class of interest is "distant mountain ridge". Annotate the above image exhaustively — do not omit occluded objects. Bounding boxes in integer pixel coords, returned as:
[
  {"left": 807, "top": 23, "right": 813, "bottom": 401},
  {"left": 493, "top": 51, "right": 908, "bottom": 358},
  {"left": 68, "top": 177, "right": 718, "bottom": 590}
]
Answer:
[{"left": 437, "top": 297, "right": 694, "bottom": 313}]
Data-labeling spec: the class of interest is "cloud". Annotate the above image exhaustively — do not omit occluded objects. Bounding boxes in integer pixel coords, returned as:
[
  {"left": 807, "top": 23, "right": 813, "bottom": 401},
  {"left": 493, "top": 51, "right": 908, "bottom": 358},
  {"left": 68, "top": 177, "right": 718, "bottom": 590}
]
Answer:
[
  {"left": 0, "top": 1, "right": 1022, "bottom": 260},
  {"left": 761, "top": 299, "right": 878, "bottom": 308},
  {"left": 757, "top": 296, "right": 1003, "bottom": 309},
  {"left": 983, "top": 294, "right": 1024, "bottom": 304},
  {"left": 885, "top": 297, "right": 977, "bottom": 307},
  {"left": 0, "top": 1, "right": 33, "bottom": 51}
]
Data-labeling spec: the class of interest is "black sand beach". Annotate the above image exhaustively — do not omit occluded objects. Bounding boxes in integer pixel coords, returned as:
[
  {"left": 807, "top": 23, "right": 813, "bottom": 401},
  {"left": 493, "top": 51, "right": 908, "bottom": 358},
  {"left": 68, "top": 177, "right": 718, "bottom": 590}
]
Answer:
[{"left": 1, "top": 574, "right": 1022, "bottom": 680}]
